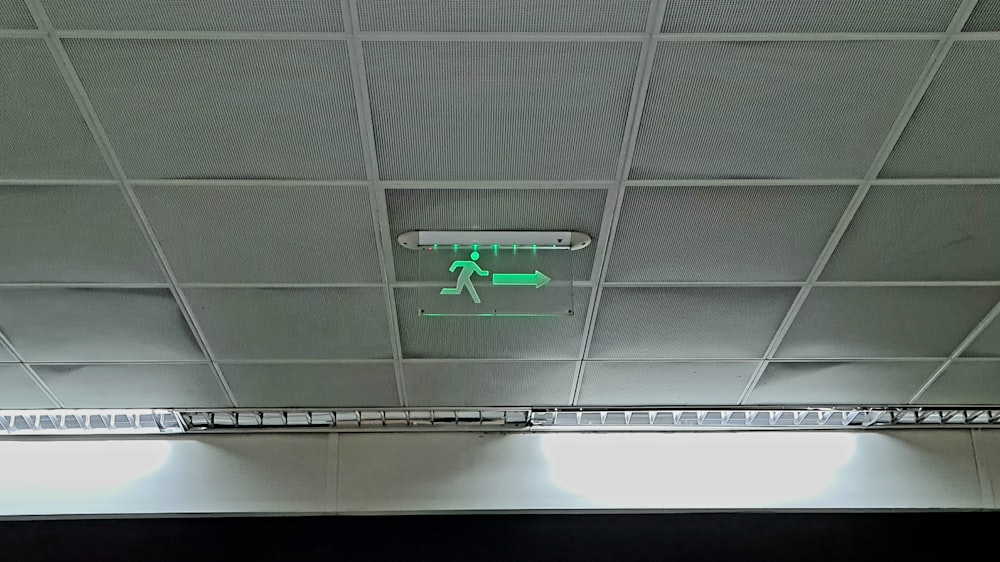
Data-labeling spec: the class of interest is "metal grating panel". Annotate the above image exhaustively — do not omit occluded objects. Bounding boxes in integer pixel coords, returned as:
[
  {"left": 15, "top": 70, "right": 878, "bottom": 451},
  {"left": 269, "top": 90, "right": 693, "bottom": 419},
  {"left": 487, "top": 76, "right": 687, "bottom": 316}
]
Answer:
[
  {"left": 365, "top": 41, "right": 640, "bottom": 180},
  {"left": 0, "top": 0, "right": 34, "bottom": 29},
  {"left": 0, "top": 288, "right": 205, "bottom": 362},
  {"left": 0, "top": 365, "right": 54, "bottom": 408},
  {"left": 881, "top": 42, "right": 1000, "bottom": 178},
  {"left": 661, "top": 0, "right": 962, "bottom": 33},
  {"left": 386, "top": 188, "right": 607, "bottom": 282},
  {"left": 607, "top": 185, "right": 855, "bottom": 282},
  {"left": 135, "top": 184, "right": 380, "bottom": 283},
  {"left": 777, "top": 288, "right": 1000, "bottom": 358},
  {"left": 0, "top": 40, "right": 110, "bottom": 179},
  {"left": 921, "top": 361, "right": 1000, "bottom": 405},
  {"left": 629, "top": 41, "right": 935, "bottom": 180},
  {"left": 748, "top": 362, "right": 939, "bottom": 405},
  {"left": 184, "top": 288, "right": 393, "bottom": 360},
  {"left": 964, "top": 0, "right": 1000, "bottom": 31},
  {"left": 965, "top": 317, "right": 1000, "bottom": 358},
  {"left": 589, "top": 288, "right": 798, "bottom": 359},
  {"left": 42, "top": 0, "right": 345, "bottom": 32},
  {"left": 33, "top": 363, "right": 228, "bottom": 408},
  {"left": 403, "top": 361, "right": 577, "bottom": 407},
  {"left": 357, "top": 0, "right": 650, "bottom": 32},
  {"left": 219, "top": 363, "right": 399, "bottom": 407},
  {"left": 823, "top": 185, "right": 1000, "bottom": 281},
  {"left": 396, "top": 287, "right": 591, "bottom": 359},
  {"left": 0, "top": 184, "right": 164, "bottom": 283},
  {"left": 64, "top": 39, "right": 365, "bottom": 180},
  {"left": 578, "top": 361, "right": 756, "bottom": 406}
]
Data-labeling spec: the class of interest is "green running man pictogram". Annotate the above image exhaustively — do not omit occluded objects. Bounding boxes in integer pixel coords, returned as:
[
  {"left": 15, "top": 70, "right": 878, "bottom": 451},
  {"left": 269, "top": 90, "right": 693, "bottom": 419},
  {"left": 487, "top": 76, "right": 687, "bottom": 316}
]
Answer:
[{"left": 440, "top": 251, "right": 489, "bottom": 304}]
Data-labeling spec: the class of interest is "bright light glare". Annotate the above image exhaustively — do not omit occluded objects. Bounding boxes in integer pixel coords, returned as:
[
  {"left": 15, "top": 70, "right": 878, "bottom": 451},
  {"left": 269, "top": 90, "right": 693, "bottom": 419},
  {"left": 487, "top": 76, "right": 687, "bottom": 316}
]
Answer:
[
  {"left": 541, "top": 432, "right": 856, "bottom": 508},
  {"left": 0, "top": 440, "right": 172, "bottom": 494}
]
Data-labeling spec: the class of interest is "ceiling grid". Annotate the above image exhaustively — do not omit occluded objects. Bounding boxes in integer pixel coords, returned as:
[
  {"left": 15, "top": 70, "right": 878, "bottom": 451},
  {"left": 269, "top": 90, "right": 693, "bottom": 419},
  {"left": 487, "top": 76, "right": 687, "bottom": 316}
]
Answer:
[{"left": 1, "top": 0, "right": 999, "bottom": 411}]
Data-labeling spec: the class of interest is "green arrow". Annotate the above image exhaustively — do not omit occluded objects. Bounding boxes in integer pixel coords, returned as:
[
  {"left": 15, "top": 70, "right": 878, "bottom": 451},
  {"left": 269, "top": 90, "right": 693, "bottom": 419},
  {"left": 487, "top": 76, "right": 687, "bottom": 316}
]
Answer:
[{"left": 492, "top": 270, "right": 551, "bottom": 288}]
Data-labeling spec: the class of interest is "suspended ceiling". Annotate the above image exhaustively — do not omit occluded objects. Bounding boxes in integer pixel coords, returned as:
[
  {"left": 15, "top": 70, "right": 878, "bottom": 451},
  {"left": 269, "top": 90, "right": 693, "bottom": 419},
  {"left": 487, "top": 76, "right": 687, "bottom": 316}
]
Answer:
[{"left": 1, "top": 0, "right": 999, "bottom": 411}]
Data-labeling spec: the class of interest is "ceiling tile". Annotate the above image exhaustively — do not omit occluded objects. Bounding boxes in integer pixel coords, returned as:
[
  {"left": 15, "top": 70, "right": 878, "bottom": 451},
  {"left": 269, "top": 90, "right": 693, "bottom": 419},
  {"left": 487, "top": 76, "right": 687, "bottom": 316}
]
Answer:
[
  {"left": 0, "top": 341, "right": 14, "bottom": 362},
  {"left": 881, "top": 42, "right": 1000, "bottom": 178},
  {"left": 0, "top": 288, "right": 204, "bottom": 362},
  {"left": 43, "top": 0, "right": 344, "bottom": 32},
  {"left": 386, "top": 188, "right": 607, "bottom": 282},
  {"left": 403, "top": 360, "right": 576, "bottom": 406},
  {"left": 0, "top": 40, "right": 110, "bottom": 179},
  {"left": 64, "top": 39, "right": 364, "bottom": 180},
  {"left": 823, "top": 185, "right": 1000, "bottom": 281},
  {"left": 662, "top": 0, "right": 961, "bottom": 33},
  {"left": 607, "top": 185, "right": 854, "bottom": 282},
  {"left": 0, "top": 364, "right": 55, "bottom": 408},
  {"left": 365, "top": 41, "right": 640, "bottom": 180},
  {"left": 578, "top": 361, "right": 755, "bottom": 406},
  {"left": 630, "top": 41, "right": 934, "bottom": 180},
  {"left": 185, "top": 288, "right": 393, "bottom": 360},
  {"left": 0, "top": 184, "right": 163, "bottom": 283},
  {"left": 589, "top": 287, "right": 797, "bottom": 359},
  {"left": 33, "top": 363, "right": 228, "bottom": 408},
  {"left": 964, "top": 315, "right": 1000, "bottom": 358},
  {"left": 1, "top": 0, "right": 34, "bottom": 28},
  {"left": 920, "top": 361, "right": 1000, "bottom": 404},
  {"left": 777, "top": 287, "right": 1000, "bottom": 358},
  {"left": 396, "top": 287, "right": 591, "bottom": 359},
  {"left": 135, "top": 184, "right": 380, "bottom": 283},
  {"left": 965, "top": 0, "right": 1000, "bottom": 31},
  {"left": 219, "top": 362, "right": 399, "bottom": 407},
  {"left": 748, "top": 361, "right": 937, "bottom": 405},
  {"left": 357, "top": 0, "right": 650, "bottom": 32}
]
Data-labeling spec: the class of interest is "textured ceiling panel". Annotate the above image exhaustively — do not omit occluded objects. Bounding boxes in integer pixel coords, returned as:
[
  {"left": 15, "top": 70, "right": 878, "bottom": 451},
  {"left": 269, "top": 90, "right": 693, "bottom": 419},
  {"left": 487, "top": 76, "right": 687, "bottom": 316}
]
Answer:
[
  {"left": 220, "top": 362, "right": 399, "bottom": 407},
  {"left": 589, "top": 288, "right": 798, "bottom": 359},
  {"left": 777, "top": 288, "right": 1000, "bottom": 358},
  {"left": 386, "top": 188, "right": 606, "bottom": 282},
  {"left": 630, "top": 41, "right": 934, "bottom": 180},
  {"left": 823, "top": 185, "right": 1000, "bottom": 281},
  {"left": 964, "top": 316, "right": 1000, "bottom": 358},
  {"left": 0, "top": 184, "right": 163, "bottom": 283},
  {"left": 396, "top": 288, "right": 590, "bottom": 359},
  {"left": 365, "top": 41, "right": 640, "bottom": 180},
  {"left": 42, "top": 0, "right": 344, "bottom": 32},
  {"left": 578, "top": 361, "right": 755, "bottom": 406},
  {"left": 403, "top": 360, "right": 576, "bottom": 406},
  {"left": 0, "top": 40, "right": 110, "bottom": 179},
  {"left": 0, "top": 365, "right": 54, "bottom": 408},
  {"left": 662, "top": 0, "right": 961, "bottom": 33},
  {"left": 184, "top": 288, "right": 393, "bottom": 360},
  {"left": 33, "top": 363, "right": 228, "bottom": 408},
  {"left": 748, "top": 361, "right": 937, "bottom": 405},
  {"left": 357, "top": 0, "right": 650, "bottom": 32},
  {"left": 64, "top": 39, "right": 364, "bottom": 180},
  {"left": 607, "top": 185, "right": 854, "bottom": 282},
  {"left": 920, "top": 361, "right": 1000, "bottom": 404},
  {"left": 0, "top": 288, "right": 204, "bottom": 362},
  {"left": 0, "top": 0, "right": 34, "bottom": 28},
  {"left": 135, "top": 184, "right": 380, "bottom": 283},
  {"left": 965, "top": 0, "right": 1000, "bottom": 31},
  {"left": 881, "top": 42, "right": 1000, "bottom": 178}
]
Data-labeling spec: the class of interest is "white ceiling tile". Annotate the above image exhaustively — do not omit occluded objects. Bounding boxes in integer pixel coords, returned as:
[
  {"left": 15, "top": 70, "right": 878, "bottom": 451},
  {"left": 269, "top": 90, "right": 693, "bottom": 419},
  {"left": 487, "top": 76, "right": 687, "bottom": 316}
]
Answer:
[
  {"left": 403, "top": 361, "right": 576, "bottom": 406},
  {"left": 964, "top": 316, "right": 1000, "bottom": 358},
  {"left": 0, "top": 288, "right": 205, "bottom": 362},
  {"left": 0, "top": 184, "right": 163, "bottom": 283},
  {"left": 366, "top": 41, "right": 640, "bottom": 180},
  {"left": 630, "top": 41, "right": 935, "bottom": 179},
  {"left": 33, "top": 363, "right": 228, "bottom": 408},
  {"left": 920, "top": 361, "right": 1000, "bottom": 404},
  {"left": 965, "top": 0, "right": 1000, "bottom": 31},
  {"left": 0, "top": 364, "right": 55, "bottom": 408},
  {"left": 579, "top": 361, "right": 755, "bottom": 406},
  {"left": 220, "top": 362, "right": 399, "bottom": 407},
  {"left": 0, "top": 342, "right": 14, "bottom": 362},
  {"left": 748, "top": 361, "right": 937, "bottom": 405},
  {"left": 64, "top": 39, "right": 365, "bottom": 180},
  {"left": 0, "top": 0, "right": 34, "bottom": 28},
  {"left": 0, "top": 40, "right": 110, "bottom": 179}
]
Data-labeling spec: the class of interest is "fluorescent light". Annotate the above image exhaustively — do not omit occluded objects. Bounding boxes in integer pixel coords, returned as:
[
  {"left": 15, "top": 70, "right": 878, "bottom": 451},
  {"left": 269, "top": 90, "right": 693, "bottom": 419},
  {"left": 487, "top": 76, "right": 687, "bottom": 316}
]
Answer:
[{"left": 0, "top": 409, "right": 183, "bottom": 436}]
